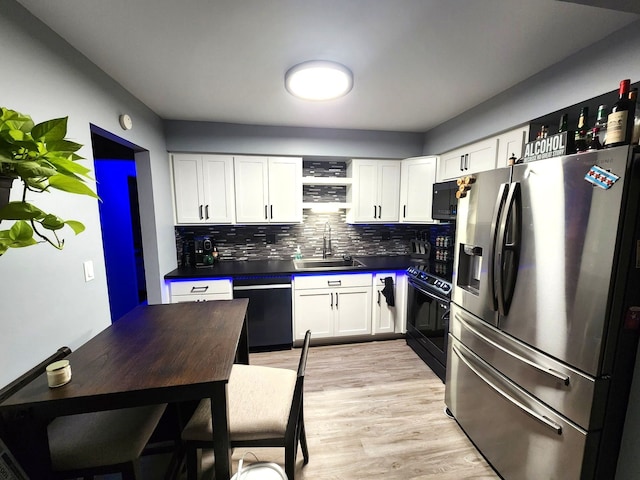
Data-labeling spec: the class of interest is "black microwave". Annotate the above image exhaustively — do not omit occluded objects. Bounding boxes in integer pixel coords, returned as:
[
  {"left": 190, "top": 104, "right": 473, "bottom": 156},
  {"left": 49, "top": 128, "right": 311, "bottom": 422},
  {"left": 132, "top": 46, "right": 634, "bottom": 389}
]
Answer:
[{"left": 432, "top": 181, "right": 458, "bottom": 221}]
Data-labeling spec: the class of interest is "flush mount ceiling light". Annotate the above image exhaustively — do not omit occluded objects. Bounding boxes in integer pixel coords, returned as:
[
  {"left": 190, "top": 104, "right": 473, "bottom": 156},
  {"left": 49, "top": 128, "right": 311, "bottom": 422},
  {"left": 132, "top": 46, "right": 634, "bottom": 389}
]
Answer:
[{"left": 285, "top": 61, "right": 353, "bottom": 101}]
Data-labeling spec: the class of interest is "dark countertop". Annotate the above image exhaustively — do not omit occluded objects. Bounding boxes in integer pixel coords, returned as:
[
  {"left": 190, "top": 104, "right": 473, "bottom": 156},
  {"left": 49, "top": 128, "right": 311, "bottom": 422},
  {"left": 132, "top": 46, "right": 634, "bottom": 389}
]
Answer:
[{"left": 164, "top": 255, "right": 416, "bottom": 280}]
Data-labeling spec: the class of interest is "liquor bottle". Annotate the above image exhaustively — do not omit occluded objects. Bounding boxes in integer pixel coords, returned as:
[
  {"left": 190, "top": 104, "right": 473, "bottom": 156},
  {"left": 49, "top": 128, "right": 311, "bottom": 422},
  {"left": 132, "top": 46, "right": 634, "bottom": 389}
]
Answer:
[
  {"left": 594, "top": 104, "right": 608, "bottom": 147},
  {"left": 606, "top": 79, "right": 633, "bottom": 147},
  {"left": 575, "top": 106, "right": 589, "bottom": 152},
  {"left": 558, "top": 113, "right": 568, "bottom": 133},
  {"left": 587, "top": 127, "right": 602, "bottom": 151}
]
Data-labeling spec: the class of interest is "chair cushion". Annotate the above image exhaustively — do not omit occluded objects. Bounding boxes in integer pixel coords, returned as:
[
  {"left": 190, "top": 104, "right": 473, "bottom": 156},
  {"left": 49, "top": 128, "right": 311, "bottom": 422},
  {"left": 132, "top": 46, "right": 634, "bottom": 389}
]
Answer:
[
  {"left": 48, "top": 404, "right": 167, "bottom": 471},
  {"left": 182, "top": 364, "right": 297, "bottom": 442}
]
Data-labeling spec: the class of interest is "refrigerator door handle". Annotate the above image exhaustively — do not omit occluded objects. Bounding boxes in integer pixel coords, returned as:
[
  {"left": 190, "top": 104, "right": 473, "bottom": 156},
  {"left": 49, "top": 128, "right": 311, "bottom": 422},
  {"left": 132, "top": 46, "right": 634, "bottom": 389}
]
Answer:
[
  {"left": 488, "top": 183, "right": 509, "bottom": 311},
  {"left": 457, "top": 316, "right": 570, "bottom": 386},
  {"left": 452, "top": 344, "right": 563, "bottom": 435},
  {"left": 496, "top": 182, "right": 522, "bottom": 316}
]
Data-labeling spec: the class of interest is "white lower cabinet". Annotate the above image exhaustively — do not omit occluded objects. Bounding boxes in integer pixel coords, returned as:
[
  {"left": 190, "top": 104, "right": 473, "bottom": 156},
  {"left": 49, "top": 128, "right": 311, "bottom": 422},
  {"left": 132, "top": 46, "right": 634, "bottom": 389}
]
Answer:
[
  {"left": 372, "top": 273, "right": 396, "bottom": 334},
  {"left": 293, "top": 274, "right": 372, "bottom": 341},
  {"left": 372, "top": 272, "right": 408, "bottom": 334},
  {"left": 168, "top": 279, "right": 233, "bottom": 303}
]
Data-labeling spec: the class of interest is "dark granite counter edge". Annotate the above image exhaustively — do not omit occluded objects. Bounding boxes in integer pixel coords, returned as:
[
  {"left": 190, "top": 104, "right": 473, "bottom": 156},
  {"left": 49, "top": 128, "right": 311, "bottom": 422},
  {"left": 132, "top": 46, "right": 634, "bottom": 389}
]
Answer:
[{"left": 164, "top": 255, "right": 416, "bottom": 280}]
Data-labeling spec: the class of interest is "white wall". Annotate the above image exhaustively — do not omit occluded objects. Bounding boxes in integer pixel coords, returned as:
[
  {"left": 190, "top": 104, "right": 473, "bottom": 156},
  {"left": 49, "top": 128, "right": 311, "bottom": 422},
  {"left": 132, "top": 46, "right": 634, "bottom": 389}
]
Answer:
[
  {"left": 164, "top": 120, "right": 425, "bottom": 159},
  {"left": 0, "top": 0, "right": 176, "bottom": 387},
  {"left": 422, "top": 19, "right": 640, "bottom": 155}
]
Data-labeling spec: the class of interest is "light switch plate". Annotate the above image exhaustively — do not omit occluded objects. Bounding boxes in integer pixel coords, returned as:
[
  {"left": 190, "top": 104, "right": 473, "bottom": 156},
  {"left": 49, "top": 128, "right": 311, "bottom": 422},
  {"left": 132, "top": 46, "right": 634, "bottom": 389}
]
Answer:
[{"left": 83, "top": 260, "right": 95, "bottom": 282}]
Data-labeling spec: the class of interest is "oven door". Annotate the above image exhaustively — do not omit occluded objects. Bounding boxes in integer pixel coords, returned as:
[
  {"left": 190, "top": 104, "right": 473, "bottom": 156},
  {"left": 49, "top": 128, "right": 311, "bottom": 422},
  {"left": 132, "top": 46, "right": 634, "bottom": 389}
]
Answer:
[{"left": 406, "top": 277, "right": 450, "bottom": 377}]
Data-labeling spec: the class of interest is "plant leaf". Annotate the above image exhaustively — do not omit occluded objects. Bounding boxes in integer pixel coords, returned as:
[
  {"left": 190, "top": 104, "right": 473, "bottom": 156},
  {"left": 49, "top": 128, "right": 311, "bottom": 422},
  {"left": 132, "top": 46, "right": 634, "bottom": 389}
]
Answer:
[
  {"left": 65, "top": 220, "right": 86, "bottom": 235},
  {"left": 40, "top": 214, "right": 65, "bottom": 231},
  {"left": 46, "top": 155, "right": 92, "bottom": 177},
  {"left": 45, "top": 139, "right": 83, "bottom": 154},
  {"left": 0, "top": 108, "right": 34, "bottom": 133},
  {"left": 48, "top": 174, "right": 99, "bottom": 198},
  {"left": 9, "top": 220, "right": 34, "bottom": 242},
  {"left": 31, "top": 117, "right": 68, "bottom": 142},
  {"left": 14, "top": 160, "right": 58, "bottom": 179},
  {"left": 0, "top": 201, "right": 44, "bottom": 220}
]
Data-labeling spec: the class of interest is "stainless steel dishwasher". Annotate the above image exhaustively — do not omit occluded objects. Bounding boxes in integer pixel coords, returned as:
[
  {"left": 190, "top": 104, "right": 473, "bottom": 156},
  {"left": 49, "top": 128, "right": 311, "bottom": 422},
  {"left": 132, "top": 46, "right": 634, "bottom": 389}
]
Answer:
[{"left": 232, "top": 275, "right": 293, "bottom": 351}]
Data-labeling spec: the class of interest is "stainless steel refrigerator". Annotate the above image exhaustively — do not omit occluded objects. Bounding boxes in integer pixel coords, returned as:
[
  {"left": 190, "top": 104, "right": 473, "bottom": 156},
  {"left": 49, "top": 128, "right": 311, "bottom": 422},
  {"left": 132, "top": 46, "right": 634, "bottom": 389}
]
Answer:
[{"left": 445, "top": 145, "right": 640, "bottom": 479}]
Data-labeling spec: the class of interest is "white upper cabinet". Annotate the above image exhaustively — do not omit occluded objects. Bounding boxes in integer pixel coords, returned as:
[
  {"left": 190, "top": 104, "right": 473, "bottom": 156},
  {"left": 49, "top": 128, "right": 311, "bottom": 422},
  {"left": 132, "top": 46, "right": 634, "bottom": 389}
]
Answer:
[
  {"left": 171, "top": 153, "right": 235, "bottom": 224},
  {"left": 234, "top": 156, "right": 302, "bottom": 224},
  {"left": 496, "top": 125, "right": 530, "bottom": 169},
  {"left": 399, "top": 156, "right": 437, "bottom": 223},
  {"left": 348, "top": 159, "right": 400, "bottom": 223},
  {"left": 439, "top": 137, "right": 498, "bottom": 181}
]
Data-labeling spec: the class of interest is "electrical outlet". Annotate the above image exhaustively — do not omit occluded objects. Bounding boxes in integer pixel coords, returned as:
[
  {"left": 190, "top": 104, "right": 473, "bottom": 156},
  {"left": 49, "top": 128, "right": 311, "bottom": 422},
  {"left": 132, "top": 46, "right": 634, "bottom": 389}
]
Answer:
[{"left": 83, "top": 260, "right": 95, "bottom": 282}]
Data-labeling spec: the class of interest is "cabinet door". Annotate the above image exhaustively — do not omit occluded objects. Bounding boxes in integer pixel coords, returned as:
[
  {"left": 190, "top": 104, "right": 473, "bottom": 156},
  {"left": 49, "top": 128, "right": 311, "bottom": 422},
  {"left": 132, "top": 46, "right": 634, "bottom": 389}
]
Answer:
[
  {"left": 377, "top": 161, "right": 400, "bottom": 222},
  {"left": 202, "top": 155, "right": 236, "bottom": 223},
  {"left": 400, "top": 156, "right": 437, "bottom": 223},
  {"left": 496, "top": 126, "right": 529, "bottom": 169},
  {"left": 466, "top": 137, "right": 498, "bottom": 175},
  {"left": 234, "top": 156, "right": 269, "bottom": 223},
  {"left": 334, "top": 287, "right": 372, "bottom": 336},
  {"left": 372, "top": 273, "right": 396, "bottom": 334},
  {"left": 172, "top": 154, "right": 205, "bottom": 224},
  {"left": 350, "top": 160, "right": 378, "bottom": 222},
  {"left": 268, "top": 157, "right": 302, "bottom": 223},
  {"left": 439, "top": 148, "right": 466, "bottom": 181},
  {"left": 293, "top": 290, "right": 334, "bottom": 340}
]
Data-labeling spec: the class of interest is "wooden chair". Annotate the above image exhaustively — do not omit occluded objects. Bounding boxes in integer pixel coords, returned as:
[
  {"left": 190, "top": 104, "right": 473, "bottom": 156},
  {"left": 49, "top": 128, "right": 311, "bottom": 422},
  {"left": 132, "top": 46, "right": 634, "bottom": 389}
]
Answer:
[
  {"left": 0, "top": 347, "right": 167, "bottom": 480},
  {"left": 182, "top": 330, "right": 312, "bottom": 480}
]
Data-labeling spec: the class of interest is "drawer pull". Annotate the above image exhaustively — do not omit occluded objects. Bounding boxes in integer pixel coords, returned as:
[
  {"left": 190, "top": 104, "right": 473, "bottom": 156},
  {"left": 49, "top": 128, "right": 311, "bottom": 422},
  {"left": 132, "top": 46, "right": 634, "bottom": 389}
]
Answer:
[
  {"left": 327, "top": 280, "right": 342, "bottom": 287},
  {"left": 191, "top": 286, "right": 209, "bottom": 293}
]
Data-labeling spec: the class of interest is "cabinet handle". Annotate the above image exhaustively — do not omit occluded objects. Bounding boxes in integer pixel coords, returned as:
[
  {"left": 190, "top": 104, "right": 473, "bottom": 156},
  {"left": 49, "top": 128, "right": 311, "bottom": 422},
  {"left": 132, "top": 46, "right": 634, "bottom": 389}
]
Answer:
[
  {"left": 330, "top": 292, "right": 334, "bottom": 308},
  {"left": 191, "top": 286, "right": 209, "bottom": 293},
  {"left": 377, "top": 290, "right": 381, "bottom": 305},
  {"left": 464, "top": 154, "right": 469, "bottom": 170},
  {"left": 265, "top": 205, "right": 268, "bottom": 220},
  {"left": 336, "top": 292, "right": 339, "bottom": 308},
  {"left": 327, "top": 280, "right": 342, "bottom": 287},
  {"left": 460, "top": 155, "right": 464, "bottom": 171},
  {"left": 378, "top": 205, "right": 382, "bottom": 218},
  {"left": 205, "top": 205, "right": 209, "bottom": 220},
  {"left": 199, "top": 205, "right": 204, "bottom": 220},
  {"left": 270, "top": 205, "right": 273, "bottom": 219},
  {"left": 403, "top": 205, "right": 406, "bottom": 218},
  {"left": 373, "top": 205, "right": 377, "bottom": 218}
]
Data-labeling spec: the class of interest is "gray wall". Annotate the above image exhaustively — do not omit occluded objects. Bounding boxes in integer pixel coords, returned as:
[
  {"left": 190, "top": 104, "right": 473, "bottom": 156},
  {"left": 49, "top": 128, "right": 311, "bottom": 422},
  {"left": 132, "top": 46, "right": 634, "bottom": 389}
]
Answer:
[
  {"left": 165, "top": 120, "right": 425, "bottom": 159},
  {"left": 0, "top": 0, "right": 176, "bottom": 387},
  {"left": 422, "top": 19, "right": 640, "bottom": 155}
]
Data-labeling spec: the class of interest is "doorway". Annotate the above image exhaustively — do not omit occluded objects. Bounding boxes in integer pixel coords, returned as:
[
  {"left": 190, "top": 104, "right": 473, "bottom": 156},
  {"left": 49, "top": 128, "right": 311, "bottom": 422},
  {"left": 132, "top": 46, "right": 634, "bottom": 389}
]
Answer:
[{"left": 91, "top": 131, "right": 147, "bottom": 322}]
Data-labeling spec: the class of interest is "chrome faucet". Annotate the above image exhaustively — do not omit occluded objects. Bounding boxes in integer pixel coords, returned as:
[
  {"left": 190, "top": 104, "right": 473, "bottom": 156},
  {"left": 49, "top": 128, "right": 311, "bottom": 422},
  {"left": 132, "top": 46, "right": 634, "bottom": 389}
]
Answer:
[{"left": 323, "top": 222, "right": 332, "bottom": 258}]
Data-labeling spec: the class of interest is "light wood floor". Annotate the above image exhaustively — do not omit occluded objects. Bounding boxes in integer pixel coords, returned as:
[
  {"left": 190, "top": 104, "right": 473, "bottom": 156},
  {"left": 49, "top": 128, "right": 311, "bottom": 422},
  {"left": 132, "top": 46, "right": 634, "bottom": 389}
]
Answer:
[{"left": 193, "top": 339, "right": 499, "bottom": 480}]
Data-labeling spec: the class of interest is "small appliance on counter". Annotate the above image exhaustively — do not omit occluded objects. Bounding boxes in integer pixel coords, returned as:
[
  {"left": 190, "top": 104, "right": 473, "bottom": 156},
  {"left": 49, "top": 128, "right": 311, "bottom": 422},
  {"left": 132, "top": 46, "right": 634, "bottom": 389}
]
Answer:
[{"left": 193, "top": 235, "right": 215, "bottom": 268}]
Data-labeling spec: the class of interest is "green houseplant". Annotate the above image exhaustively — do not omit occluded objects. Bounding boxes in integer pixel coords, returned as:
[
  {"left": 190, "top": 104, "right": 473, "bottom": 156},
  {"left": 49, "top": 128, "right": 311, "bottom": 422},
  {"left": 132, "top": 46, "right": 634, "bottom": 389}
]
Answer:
[{"left": 0, "top": 107, "right": 98, "bottom": 256}]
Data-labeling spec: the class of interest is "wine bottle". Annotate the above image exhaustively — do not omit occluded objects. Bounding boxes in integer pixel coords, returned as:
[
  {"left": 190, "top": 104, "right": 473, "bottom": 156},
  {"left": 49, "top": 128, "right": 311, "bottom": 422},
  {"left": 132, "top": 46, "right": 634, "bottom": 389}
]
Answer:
[
  {"left": 587, "top": 127, "right": 602, "bottom": 151},
  {"left": 594, "top": 104, "right": 608, "bottom": 147},
  {"left": 575, "top": 106, "right": 589, "bottom": 152},
  {"left": 606, "top": 79, "right": 632, "bottom": 147},
  {"left": 558, "top": 113, "right": 568, "bottom": 133}
]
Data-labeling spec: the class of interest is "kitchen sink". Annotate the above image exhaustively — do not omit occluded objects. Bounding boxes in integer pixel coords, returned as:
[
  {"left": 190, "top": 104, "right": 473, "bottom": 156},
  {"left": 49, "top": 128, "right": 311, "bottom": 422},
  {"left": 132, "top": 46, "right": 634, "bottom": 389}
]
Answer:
[{"left": 293, "top": 258, "right": 365, "bottom": 271}]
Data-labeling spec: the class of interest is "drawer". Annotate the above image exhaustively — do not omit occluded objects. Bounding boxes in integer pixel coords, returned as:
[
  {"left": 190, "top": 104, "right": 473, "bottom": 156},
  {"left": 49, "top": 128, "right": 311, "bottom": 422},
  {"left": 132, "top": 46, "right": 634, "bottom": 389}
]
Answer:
[
  {"left": 171, "top": 293, "right": 232, "bottom": 303},
  {"left": 373, "top": 272, "right": 396, "bottom": 286},
  {"left": 293, "top": 273, "right": 372, "bottom": 290},
  {"left": 169, "top": 279, "right": 233, "bottom": 297}
]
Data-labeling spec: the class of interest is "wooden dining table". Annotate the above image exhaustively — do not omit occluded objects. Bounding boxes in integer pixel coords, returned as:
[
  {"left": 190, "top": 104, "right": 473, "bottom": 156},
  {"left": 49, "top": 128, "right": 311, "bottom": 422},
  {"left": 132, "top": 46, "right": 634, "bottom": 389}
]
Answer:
[{"left": 0, "top": 299, "right": 249, "bottom": 480}]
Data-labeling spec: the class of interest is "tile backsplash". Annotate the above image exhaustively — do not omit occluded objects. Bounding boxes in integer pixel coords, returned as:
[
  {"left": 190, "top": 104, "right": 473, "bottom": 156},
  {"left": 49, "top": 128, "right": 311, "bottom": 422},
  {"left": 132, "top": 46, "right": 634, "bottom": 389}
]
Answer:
[{"left": 175, "top": 214, "right": 453, "bottom": 264}]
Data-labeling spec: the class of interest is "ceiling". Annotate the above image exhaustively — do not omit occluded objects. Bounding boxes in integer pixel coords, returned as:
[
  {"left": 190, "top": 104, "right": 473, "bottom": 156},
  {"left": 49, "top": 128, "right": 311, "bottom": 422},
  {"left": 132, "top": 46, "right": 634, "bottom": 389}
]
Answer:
[{"left": 16, "top": 0, "right": 640, "bottom": 133}]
